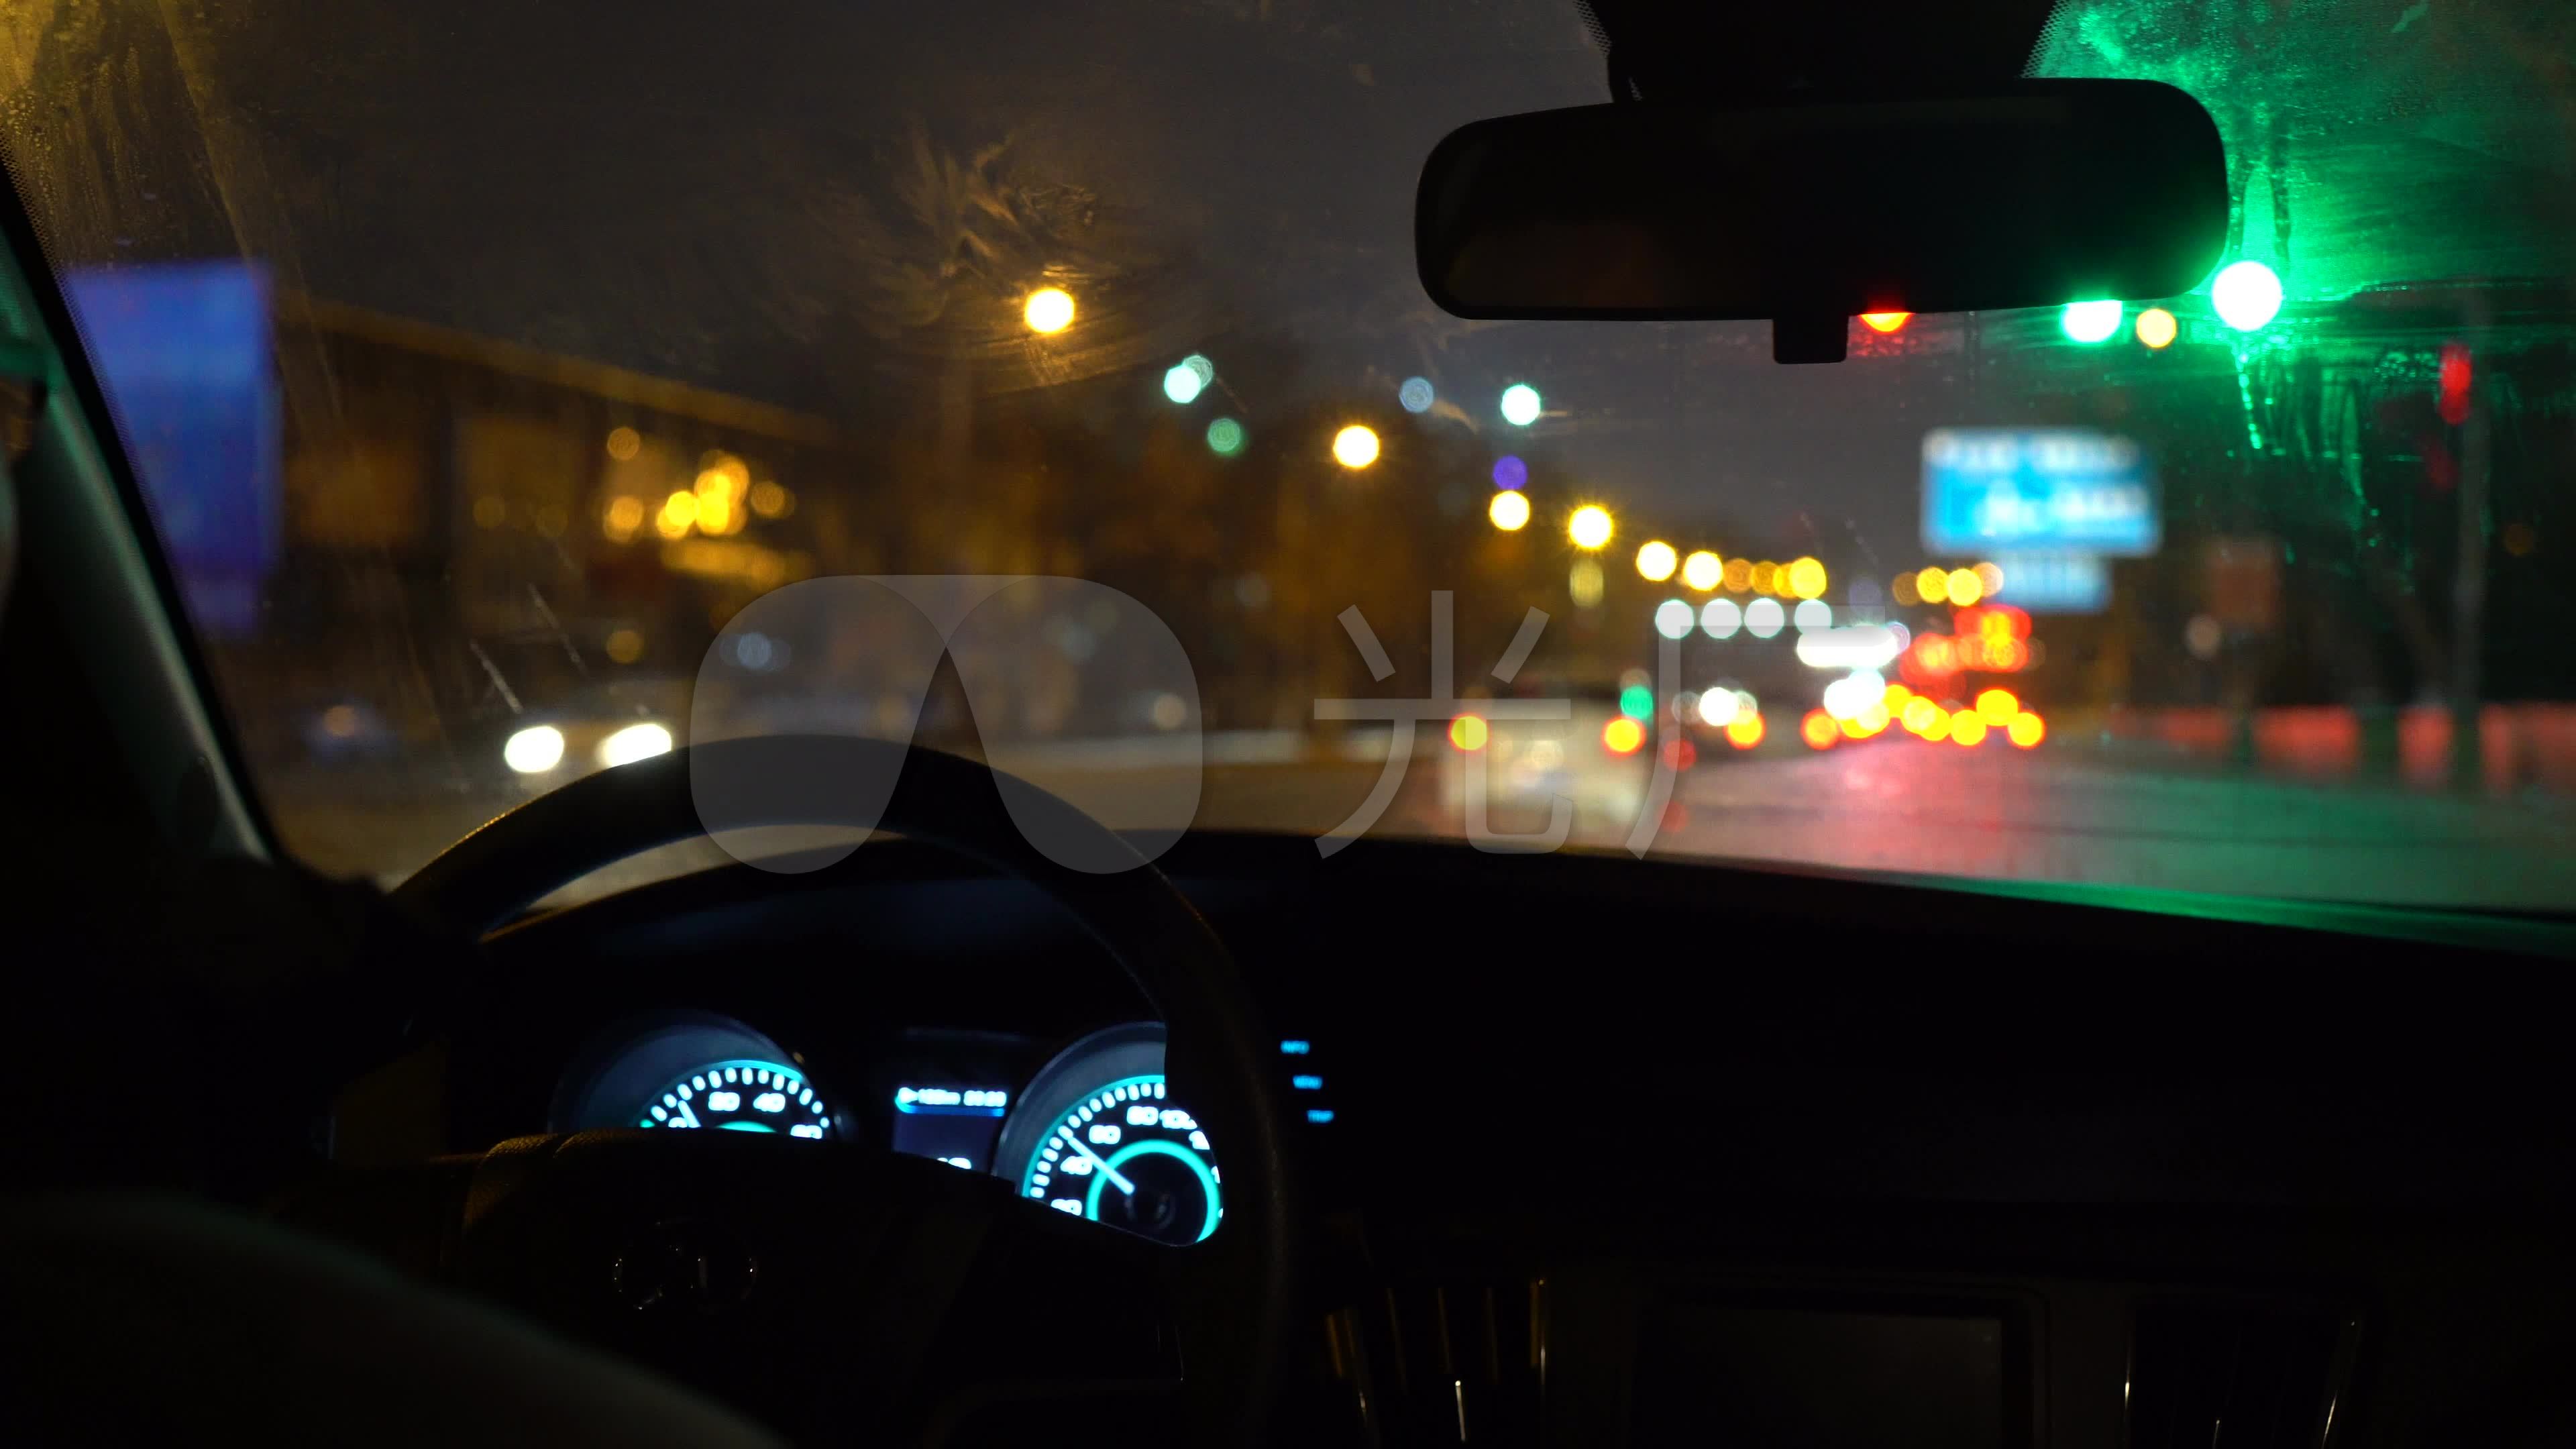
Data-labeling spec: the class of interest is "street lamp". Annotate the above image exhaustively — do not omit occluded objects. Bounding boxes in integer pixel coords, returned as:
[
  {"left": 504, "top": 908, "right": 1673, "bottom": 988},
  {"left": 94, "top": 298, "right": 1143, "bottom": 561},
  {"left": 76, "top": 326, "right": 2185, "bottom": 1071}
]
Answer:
[
  {"left": 1635, "top": 540, "right": 1678, "bottom": 582},
  {"left": 1488, "top": 490, "right": 1531, "bottom": 531},
  {"left": 1568, "top": 504, "right": 1613, "bottom": 551}
]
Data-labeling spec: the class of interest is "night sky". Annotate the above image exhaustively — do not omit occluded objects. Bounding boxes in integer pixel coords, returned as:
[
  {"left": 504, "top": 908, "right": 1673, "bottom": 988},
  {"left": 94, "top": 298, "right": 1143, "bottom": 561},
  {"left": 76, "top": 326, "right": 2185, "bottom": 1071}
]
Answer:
[{"left": 5, "top": 0, "right": 2570, "bottom": 566}]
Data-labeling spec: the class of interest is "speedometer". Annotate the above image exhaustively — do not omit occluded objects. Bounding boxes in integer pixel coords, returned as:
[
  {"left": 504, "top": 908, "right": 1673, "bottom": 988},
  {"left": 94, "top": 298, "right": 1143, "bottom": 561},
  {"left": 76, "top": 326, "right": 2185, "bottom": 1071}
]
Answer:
[
  {"left": 1021, "top": 1075, "right": 1218, "bottom": 1243},
  {"left": 995, "top": 1023, "right": 1222, "bottom": 1246},
  {"left": 552, "top": 1012, "right": 843, "bottom": 1141},
  {"left": 638, "top": 1059, "right": 835, "bottom": 1139}
]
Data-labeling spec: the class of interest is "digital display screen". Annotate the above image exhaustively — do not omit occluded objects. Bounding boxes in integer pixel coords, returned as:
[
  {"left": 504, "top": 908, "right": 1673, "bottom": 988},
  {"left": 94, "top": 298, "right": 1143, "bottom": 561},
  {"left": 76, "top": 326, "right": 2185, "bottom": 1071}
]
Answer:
[
  {"left": 1631, "top": 1306, "right": 2006, "bottom": 1449},
  {"left": 889, "top": 1083, "right": 1010, "bottom": 1173}
]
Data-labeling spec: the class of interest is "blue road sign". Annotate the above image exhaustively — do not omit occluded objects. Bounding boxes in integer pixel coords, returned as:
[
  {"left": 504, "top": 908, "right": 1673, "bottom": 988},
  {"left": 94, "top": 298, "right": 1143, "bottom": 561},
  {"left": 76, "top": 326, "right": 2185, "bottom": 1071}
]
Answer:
[
  {"left": 62, "top": 262, "right": 279, "bottom": 635},
  {"left": 1988, "top": 551, "right": 2111, "bottom": 614},
  {"left": 1922, "top": 428, "right": 2158, "bottom": 557}
]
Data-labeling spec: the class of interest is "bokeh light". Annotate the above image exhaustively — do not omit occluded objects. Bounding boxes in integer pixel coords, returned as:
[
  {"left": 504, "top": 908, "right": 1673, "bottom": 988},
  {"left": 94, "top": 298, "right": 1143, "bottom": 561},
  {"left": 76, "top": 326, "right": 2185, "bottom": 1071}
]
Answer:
[
  {"left": 1743, "top": 597, "right": 1785, "bottom": 639},
  {"left": 1859, "top": 311, "right": 1912, "bottom": 334},
  {"left": 605, "top": 426, "right": 641, "bottom": 461},
  {"left": 2008, "top": 711, "right": 2046, "bottom": 748},
  {"left": 1163, "top": 362, "right": 1207, "bottom": 405},
  {"left": 598, "top": 722, "right": 674, "bottom": 769},
  {"left": 1725, "top": 713, "right": 1766, "bottom": 749},
  {"left": 1603, "top": 717, "right": 1646, "bottom": 755},
  {"left": 1568, "top": 505, "right": 1614, "bottom": 551},
  {"left": 1492, "top": 455, "right": 1527, "bottom": 490},
  {"left": 1568, "top": 557, "right": 1603, "bottom": 605},
  {"left": 1950, "top": 710, "right": 1990, "bottom": 746},
  {"left": 1801, "top": 710, "right": 1839, "bottom": 749},
  {"left": 2060, "top": 299, "right": 2125, "bottom": 343},
  {"left": 1723, "top": 557, "right": 1754, "bottom": 593},
  {"left": 1332, "top": 424, "right": 1381, "bottom": 468},
  {"left": 1489, "top": 490, "right": 1531, "bottom": 531},
  {"left": 1619, "top": 684, "right": 1655, "bottom": 720},
  {"left": 1635, "top": 540, "right": 1678, "bottom": 582},
  {"left": 1916, "top": 567, "right": 1951, "bottom": 604},
  {"left": 1206, "top": 417, "right": 1245, "bottom": 455},
  {"left": 1500, "top": 383, "right": 1543, "bottom": 426},
  {"left": 1973, "top": 561, "right": 2004, "bottom": 597},
  {"left": 1792, "top": 599, "right": 1833, "bottom": 633},
  {"left": 1698, "top": 686, "right": 1741, "bottom": 725},
  {"left": 1976, "top": 688, "right": 2020, "bottom": 724},
  {"left": 1786, "top": 557, "right": 1827, "bottom": 599},
  {"left": 1653, "top": 599, "right": 1695, "bottom": 640},
  {"left": 1701, "top": 598, "right": 1742, "bottom": 639},
  {"left": 1023, "top": 287, "right": 1076, "bottom": 333},
  {"left": 1749, "top": 561, "right": 1778, "bottom": 594},
  {"left": 1891, "top": 571, "right": 1920, "bottom": 606},
  {"left": 2135, "top": 307, "right": 2178, "bottom": 349},
  {"left": 1920, "top": 706, "right": 1951, "bottom": 742},
  {"left": 2211, "top": 260, "right": 2283, "bottom": 331},
  {"left": 1901, "top": 697, "right": 1941, "bottom": 735},
  {"left": 1449, "top": 714, "right": 1489, "bottom": 751},
  {"left": 503, "top": 724, "right": 566, "bottom": 774},
  {"left": 1399, "top": 376, "right": 1435, "bottom": 413},
  {"left": 1946, "top": 568, "right": 1984, "bottom": 606}
]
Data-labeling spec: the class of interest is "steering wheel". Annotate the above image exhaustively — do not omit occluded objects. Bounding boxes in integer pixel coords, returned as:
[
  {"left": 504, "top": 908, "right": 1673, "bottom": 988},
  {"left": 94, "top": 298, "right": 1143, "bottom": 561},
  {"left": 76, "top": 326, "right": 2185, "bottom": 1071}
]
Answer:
[{"left": 315, "top": 735, "right": 1295, "bottom": 1444}]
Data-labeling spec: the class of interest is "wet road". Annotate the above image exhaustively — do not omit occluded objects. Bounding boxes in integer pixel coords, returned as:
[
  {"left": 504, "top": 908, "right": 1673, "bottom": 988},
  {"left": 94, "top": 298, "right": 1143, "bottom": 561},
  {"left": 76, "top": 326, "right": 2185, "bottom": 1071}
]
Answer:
[{"left": 262, "top": 734, "right": 2576, "bottom": 914}]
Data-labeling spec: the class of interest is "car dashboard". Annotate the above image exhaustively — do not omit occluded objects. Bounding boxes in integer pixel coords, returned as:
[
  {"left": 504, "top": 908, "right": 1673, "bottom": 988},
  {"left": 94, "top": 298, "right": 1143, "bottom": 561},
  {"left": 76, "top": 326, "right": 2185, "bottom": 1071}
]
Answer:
[{"left": 346, "top": 833, "right": 2576, "bottom": 1448}]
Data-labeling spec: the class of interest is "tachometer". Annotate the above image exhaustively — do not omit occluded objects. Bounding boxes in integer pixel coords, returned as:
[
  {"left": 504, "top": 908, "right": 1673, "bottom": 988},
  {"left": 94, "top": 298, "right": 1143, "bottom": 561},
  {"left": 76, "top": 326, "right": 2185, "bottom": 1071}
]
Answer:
[
  {"left": 994, "top": 1023, "right": 1220, "bottom": 1246},
  {"left": 551, "top": 1012, "right": 843, "bottom": 1141},
  {"left": 638, "top": 1059, "right": 835, "bottom": 1140}
]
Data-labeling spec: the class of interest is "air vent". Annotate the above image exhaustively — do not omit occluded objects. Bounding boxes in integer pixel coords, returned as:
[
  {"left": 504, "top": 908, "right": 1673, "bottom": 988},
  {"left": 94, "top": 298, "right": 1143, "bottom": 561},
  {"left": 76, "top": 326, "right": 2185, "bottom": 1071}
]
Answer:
[{"left": 2127, "top": 1302, "right": 2359, "bottom": 1449}]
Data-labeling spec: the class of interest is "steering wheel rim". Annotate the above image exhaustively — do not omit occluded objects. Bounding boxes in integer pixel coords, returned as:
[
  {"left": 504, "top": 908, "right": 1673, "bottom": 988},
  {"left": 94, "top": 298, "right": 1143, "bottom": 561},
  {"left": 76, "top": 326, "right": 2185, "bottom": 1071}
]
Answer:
[{"left": 386, "top": 735, "right": 1297, "bottom": 1442}]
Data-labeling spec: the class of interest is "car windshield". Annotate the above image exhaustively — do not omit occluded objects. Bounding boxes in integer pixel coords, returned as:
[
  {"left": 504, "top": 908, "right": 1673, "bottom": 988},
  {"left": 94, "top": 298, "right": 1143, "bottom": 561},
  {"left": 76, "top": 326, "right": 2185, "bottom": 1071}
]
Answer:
[{"left": 3, "top": 1, "right": 2570, "bottom": 909}]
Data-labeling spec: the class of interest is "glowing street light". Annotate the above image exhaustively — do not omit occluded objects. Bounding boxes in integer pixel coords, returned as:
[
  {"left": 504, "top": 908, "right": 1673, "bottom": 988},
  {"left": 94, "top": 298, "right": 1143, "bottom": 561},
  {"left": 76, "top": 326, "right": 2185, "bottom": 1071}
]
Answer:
[
  {"left": 1568, "top": 504, "right": 1613, "bottom": 551},
  {"left": 1332, "top": 424, "right": 1381, "bottom": 469},
  {"left": 1499, "top": 383, "right": 1542, "bottom": 427},
  {"left": 1023, "top": 287, "right": 1076, "bottom": 334},
  {"left": 2060, "top": 299, "right": 2124, "bottom": 343},
  {"left": 2211, "top": 260, "right": 2283, "bottom": 331},
  {"left": 1680, "top": 549, "right": 1723, "bottom": 592},
  {"left": 1488, "top": 490, "right": 1531, "bottom": 531},
  {"left": 1635, "top": 540, "right": 1678, "bottom": 582}
]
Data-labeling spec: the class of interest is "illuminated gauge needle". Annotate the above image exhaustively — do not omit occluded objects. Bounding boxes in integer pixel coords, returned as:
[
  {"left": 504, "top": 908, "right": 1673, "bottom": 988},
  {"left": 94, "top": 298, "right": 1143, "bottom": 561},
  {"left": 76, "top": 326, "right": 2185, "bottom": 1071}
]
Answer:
[{"left": 1055, "top": 1128, "right": 1135, "bottom": 1195}]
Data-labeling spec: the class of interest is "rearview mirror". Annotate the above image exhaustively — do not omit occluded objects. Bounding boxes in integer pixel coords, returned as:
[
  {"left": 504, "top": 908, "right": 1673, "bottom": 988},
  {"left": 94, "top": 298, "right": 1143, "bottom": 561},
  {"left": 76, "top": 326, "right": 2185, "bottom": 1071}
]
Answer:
[{"left": 1415, "top": 82, "right": 2227, "bottom": 360}]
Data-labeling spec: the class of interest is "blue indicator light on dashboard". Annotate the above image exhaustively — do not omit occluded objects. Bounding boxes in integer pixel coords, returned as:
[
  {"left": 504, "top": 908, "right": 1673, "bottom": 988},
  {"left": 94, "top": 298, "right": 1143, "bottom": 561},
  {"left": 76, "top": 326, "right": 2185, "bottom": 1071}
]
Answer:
[
  {"left": 1305, "top": 1109, "right": 1335, "bottom": 1124},
  {"left": 1280, "top": 1040, "right": 1311, "bottom": 1055},
  {"left": 1291, "top": 1075, "right": 1323, "bottom": 1091}
]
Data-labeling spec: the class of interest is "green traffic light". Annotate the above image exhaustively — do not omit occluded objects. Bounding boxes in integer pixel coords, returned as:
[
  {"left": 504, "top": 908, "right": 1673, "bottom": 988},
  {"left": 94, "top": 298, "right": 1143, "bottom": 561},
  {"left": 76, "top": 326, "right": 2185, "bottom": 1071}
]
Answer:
[
  {"left": 1618, "top": 684, "right": 1654, "bottom": 720},
  {"left": 2210, "top": 261, "right": 2282, "bottom": 331}
]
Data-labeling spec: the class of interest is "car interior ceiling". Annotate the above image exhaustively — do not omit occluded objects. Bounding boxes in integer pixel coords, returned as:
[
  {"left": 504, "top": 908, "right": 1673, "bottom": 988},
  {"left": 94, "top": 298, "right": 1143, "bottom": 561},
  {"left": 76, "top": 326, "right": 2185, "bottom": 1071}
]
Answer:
[{"left": 3, "top": 3, "right": 2575, "bottom": 1448}]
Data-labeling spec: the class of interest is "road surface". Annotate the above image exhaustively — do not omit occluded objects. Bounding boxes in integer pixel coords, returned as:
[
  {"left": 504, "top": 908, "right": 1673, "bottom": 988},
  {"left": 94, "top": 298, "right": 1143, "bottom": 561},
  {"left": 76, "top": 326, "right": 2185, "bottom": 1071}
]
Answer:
[{"left": 261, "top": 732, "right": 2575, "bottom": 915}]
